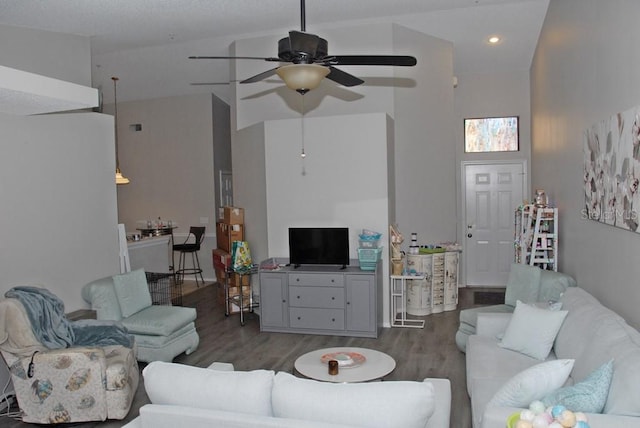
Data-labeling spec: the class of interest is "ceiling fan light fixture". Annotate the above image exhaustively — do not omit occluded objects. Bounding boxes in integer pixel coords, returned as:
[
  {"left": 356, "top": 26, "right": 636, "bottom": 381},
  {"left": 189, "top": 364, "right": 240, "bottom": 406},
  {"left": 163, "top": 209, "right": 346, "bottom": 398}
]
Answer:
[{"left": 276, "top": 64, "right": 329, "bottom": 94}]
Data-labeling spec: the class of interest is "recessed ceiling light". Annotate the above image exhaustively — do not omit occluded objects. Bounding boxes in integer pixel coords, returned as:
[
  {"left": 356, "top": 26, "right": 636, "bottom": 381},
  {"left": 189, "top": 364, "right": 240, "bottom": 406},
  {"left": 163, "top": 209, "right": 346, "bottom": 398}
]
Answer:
[{"left": 488, "top": 36, "right": 501, "bottom": 45}]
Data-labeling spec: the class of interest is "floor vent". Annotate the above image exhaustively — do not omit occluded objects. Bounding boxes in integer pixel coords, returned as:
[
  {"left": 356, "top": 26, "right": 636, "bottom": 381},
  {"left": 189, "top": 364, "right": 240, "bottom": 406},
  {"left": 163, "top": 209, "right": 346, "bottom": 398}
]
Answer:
[{"left": 473, "top": 291, "right": 505, "bottom": 305}]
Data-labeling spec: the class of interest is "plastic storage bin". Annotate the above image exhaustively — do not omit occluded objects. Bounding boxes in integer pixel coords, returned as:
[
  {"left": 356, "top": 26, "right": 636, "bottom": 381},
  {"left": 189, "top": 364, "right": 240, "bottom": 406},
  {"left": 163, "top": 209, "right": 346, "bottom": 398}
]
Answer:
[
  {"left": 359, "top": 239, "right": 380, "bottom": 248},
  {"left": 358, "top": 247, "right": 383, "bottom": 271}
]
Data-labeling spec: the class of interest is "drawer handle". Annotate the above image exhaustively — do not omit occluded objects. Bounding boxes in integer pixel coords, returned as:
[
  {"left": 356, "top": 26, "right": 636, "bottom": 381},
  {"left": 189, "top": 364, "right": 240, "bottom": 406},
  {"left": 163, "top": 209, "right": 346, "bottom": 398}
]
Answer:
[
  {"left": 282, "top": 299, "right": 286, "bottom": 303},
  {"left": 331, "top": 279, "right": 335, "bottom": 283},
  {"left": 297, "top": 316, "right": 301, "bottom": 320},
  {"left": 331, "top": 318, "right": 335, "bottom": 322},
  {"left": 296, "top": 278, "right": 300, "bottom": 282},
  {"left": 331, "top": 296, "right": 335, "bottom": 300}
]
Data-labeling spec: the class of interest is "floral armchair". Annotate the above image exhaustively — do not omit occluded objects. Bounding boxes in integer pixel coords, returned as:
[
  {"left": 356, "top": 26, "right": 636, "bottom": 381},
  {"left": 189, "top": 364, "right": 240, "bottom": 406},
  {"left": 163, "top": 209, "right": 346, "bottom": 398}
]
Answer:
[{"left": 0, "top": 288, "right": 139, "bottom": 424}]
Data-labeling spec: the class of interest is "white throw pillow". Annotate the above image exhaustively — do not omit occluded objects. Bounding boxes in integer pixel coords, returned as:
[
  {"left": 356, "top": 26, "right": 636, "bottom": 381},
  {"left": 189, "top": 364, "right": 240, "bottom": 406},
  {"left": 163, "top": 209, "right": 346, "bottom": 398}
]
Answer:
[
  {"left": 487, "top": 359, "right": 575, "bottom": 408},
  {"left": 143, "top": 361, "right": 275, "bottom": 417},
  {"left": 271, "top": 372, "right": 435, "bottom": 428},
  {"left": 499, "top": 300, "right": 568, "bottom": 360}
]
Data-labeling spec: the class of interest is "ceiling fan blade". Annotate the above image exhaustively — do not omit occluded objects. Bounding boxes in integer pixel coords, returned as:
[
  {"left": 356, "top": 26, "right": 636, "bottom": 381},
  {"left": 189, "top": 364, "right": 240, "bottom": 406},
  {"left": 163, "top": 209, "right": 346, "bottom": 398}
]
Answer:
[
  {"left": 240, "top": 67, "right": 279, "bottom": 84},
  {"left": 327, "top": 55, "right": 417, "bottom": 67},
  {"left": 189, "top": 55, "right": 281, "bottom": 62},
  {"left": 288, "top": 30, "right": 320, "bottom": 58},
  {"left": 325, "top": 66, "right": 364, "bottom": 87}
]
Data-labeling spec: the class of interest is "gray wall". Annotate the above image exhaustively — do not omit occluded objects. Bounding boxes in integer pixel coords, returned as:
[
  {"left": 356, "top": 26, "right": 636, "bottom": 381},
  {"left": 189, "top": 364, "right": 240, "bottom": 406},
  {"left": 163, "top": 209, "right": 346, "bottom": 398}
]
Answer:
[
  {"left": 113, "top": 93, "right": 219, "bottom": 281},
  {"left": 0, "top": 113, "right": 118, "bottom": 309},
  {"left": 454, "top": 70, "right": 532, "bottom": 285},
  {"left": 531, "top": 0, "right": 640, "bottom": 328},
  {"left": 0, "top": 25, "right": 117, "bottom": 310}
]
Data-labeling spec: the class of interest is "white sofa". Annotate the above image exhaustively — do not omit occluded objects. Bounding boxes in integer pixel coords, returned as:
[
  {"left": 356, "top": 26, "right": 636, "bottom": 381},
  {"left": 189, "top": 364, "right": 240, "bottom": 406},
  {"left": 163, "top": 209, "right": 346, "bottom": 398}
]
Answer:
[
  {"left": 124, "top": 361, "right": 451, "bottom": 428},
  {"left": 466, "top": 287, "right": 640, "bottom": 428}
]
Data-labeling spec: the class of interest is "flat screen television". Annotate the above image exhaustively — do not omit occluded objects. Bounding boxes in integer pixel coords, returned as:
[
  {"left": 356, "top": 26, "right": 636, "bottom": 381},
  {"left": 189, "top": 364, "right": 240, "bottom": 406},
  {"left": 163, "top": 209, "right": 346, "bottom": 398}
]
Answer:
[{"left": 288, "top": 227, "right": 350, "bottom": 268}]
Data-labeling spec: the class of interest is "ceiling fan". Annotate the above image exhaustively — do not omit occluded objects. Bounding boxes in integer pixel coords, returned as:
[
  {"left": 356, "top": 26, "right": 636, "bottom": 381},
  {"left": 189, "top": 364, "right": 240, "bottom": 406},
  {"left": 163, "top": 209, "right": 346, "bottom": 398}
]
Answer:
[{"left": 190, "top": 0, "right": 417, "bottom": 94}]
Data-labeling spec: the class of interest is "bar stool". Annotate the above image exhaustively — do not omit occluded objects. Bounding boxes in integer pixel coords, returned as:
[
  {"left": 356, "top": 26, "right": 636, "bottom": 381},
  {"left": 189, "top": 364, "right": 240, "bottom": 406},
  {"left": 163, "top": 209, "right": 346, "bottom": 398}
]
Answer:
[{"left": 173, "top": 226, "right": 206, "bottom": 286}]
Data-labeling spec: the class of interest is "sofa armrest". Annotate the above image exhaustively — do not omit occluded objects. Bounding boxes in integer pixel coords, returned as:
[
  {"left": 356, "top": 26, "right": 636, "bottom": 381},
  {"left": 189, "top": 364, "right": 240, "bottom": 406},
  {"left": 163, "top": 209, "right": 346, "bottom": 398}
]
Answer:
[
  {"left": 476, "top": 313, "right": 512, "bottom": 338},
  {"left": 423, "top": 378, "right": 451, "bottom": 428}
]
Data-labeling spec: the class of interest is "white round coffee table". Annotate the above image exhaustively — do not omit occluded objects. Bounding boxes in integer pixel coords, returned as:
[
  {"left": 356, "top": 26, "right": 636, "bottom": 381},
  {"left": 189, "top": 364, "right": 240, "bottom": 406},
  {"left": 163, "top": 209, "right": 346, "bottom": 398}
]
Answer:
[{"left": 294, "top": 347, "right": 396, "bottom": 383}]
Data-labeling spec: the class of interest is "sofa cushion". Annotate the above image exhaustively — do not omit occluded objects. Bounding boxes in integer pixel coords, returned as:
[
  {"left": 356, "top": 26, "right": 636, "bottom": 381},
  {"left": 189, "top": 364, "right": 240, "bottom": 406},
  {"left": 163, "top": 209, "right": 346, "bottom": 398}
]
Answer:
[
  {"left": 504, "top": 264, "right": 541, "bottom": 307},
  {"left": 143, "top": 361, "right": 275, "bottom": 417},
  {"left": 137, "top": 404, "right": 361, "bottom": 428},
  {"left": 121, "top": 305, "right": 196, "bottom": 336},
  {"left": 272, "top": 372, "right": 435, "bottom": 428},
  {"left": 486, "top": 359, "right": 574, "bottom": 408},
  {"left": 538, "top": 270, "right": 576, "bottom": 303},
  {"left": 499, "top": 301, "right": 568, "bottom": 360},
  {"left": 113, "top": 269, "right": 152, "bottom": 318},
  {"left": 541, "top": 359, "right": 613, "bottom": 413}
]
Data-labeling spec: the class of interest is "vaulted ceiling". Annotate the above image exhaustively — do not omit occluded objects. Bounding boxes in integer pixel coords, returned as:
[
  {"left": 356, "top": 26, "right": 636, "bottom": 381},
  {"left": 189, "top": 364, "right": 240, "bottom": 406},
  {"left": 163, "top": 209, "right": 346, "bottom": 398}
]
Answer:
[{"left": 1, "top": 0, "right": 549, "bottom": 102}]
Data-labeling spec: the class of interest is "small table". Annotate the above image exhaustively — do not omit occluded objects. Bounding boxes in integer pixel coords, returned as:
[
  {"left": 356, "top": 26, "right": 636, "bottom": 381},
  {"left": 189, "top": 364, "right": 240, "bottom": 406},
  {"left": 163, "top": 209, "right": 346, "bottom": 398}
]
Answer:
[
  {"left": 390, "top": 275, "right": 426, "bottom": 328},
  {"left": 294, "top": 347, "right": 396, "bottom": 383}
]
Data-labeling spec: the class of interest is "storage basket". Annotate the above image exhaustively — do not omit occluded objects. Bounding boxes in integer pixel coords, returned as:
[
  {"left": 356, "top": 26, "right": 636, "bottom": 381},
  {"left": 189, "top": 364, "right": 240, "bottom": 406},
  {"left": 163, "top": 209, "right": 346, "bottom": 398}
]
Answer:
[
  {"left": 359, "top": 239, "right": 380, "bottom": 248},
  {"left": 358, "top": 247, "right": 383, "bottom": 271}
]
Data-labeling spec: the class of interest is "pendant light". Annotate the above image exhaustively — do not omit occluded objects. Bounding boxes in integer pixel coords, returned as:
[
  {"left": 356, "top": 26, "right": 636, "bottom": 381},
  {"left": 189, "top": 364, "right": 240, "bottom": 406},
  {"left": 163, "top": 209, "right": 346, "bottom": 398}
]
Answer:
[{"left": 112, "top": 76, "right": 130, "bottom": 185}]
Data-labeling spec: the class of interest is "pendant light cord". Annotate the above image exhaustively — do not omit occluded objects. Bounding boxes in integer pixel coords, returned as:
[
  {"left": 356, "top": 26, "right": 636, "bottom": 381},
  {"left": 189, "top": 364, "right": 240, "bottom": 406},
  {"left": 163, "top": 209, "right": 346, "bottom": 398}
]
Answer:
[{"left": 300, "top": 94, "right": 306, "bottom": 176}]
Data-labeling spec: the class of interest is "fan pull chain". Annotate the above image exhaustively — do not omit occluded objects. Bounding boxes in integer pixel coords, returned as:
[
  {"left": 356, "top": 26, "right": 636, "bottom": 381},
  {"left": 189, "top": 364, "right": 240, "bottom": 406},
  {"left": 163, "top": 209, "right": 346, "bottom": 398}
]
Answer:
[{"left": 300, "top": 94, "right": 306, "bottom": 176}]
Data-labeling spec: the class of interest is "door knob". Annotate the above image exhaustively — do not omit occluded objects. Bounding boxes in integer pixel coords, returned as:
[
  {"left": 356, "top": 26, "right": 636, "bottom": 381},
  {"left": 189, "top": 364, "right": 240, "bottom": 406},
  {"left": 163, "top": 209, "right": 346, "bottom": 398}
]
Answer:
[{"left": 467, "top": 233, "right": 473, "bottom": 238}]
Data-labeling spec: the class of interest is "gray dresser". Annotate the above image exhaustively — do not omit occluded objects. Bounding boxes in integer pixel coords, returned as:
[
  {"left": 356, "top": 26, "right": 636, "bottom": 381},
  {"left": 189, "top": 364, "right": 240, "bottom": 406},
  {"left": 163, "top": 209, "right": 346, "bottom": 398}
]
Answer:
[{"left": 259, "top": 260, "right": 382, "bottom": 338}]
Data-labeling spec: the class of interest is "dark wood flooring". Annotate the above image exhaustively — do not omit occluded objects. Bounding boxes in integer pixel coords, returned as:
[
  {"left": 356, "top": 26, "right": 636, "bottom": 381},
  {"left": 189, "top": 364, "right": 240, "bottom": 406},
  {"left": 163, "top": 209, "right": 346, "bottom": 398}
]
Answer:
[{"left": 2, "top": 284, "right": 504, "bottom": 428}]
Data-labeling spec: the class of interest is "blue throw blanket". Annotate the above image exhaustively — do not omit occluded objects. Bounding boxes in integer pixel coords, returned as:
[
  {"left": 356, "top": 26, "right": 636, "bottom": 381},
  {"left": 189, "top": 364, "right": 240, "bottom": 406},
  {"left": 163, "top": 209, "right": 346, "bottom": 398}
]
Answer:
[{"left": 5, "top": 286, "right": 133, "bottom": 349}]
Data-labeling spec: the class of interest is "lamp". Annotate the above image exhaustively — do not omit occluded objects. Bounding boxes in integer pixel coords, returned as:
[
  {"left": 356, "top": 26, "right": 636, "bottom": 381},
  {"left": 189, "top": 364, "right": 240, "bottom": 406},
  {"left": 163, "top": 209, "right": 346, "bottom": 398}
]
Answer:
[
  {"left": 112, "top": 76, "right": 130, "bottom": 185},
  {"left": 276, "top": 64, "right": 329, "bottom": 94}
]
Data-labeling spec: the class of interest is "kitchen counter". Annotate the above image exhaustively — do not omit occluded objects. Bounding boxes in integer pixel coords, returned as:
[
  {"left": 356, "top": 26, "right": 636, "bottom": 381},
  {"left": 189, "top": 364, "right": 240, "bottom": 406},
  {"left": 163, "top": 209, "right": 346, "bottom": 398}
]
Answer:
[{"left": 128, "top": 235, "right": 173, "bottom": 273}]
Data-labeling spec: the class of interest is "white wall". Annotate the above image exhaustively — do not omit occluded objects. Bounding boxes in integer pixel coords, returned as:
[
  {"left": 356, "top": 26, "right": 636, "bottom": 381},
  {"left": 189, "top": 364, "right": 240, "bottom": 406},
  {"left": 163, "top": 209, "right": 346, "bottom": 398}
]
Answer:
[
  {"left": 531, "top": 0, "right": 640, "bottom": 328},
  {"left": 233, "top": 113, "right": 394, "bottom": 325},
  {"left": 0, "top": 113, "right": 119, "bottom": 309},
  {"left": 230, "top": 23, "right": 456, "bottom": 253},
  {"left": 112, "top": 93, "right": 218, "bottom": 280}
]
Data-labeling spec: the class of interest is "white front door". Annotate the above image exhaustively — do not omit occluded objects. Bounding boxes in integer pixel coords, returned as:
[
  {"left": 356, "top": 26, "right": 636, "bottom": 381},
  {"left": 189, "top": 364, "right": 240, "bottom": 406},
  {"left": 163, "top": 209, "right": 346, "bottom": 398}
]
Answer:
[{"left": 463, "top": 161, "right": 526, "bottom": 286}]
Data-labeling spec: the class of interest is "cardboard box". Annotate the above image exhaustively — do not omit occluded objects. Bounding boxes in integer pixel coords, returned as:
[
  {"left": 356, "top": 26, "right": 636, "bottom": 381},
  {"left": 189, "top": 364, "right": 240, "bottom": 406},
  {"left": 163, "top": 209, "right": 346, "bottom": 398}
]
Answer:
[
  {"left": 214, "top": 266, "right": 226, "bottom": 283},
  {"left": 216, "top": 222, "right": 244, "bottom": 253},
  {"left": 221, "top": 206, "right": 244, "bottom": 225},
  {"left": 212, "top": 249, "right": 231, "bottom": 270}
]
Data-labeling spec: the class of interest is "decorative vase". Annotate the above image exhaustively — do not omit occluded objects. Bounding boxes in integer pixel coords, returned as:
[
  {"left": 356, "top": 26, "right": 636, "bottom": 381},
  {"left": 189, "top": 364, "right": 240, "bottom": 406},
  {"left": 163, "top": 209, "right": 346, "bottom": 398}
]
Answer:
[{"left": 534, "top": 189, "right": 548, "bottom": 207}]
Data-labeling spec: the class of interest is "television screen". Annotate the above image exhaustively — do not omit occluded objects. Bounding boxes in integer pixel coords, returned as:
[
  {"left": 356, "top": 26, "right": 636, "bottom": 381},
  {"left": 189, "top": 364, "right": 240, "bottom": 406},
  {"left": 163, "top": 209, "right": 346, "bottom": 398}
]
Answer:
[{"left": 289, "top": 227, "right": 350, "bottom": 267}]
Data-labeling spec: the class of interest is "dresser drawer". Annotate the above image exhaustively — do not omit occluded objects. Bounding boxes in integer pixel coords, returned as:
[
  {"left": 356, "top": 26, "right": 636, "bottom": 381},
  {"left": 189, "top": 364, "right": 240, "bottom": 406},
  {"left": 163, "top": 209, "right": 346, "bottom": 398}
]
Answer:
[
  {"left": 289, "top": 286, "right": 344, "bottom": 309},
  {"left": 289, "top": 307, "right": 345, "bottom": 330},
  {"left": 288, "top": 273, "right": 344, "bottom": 287}
]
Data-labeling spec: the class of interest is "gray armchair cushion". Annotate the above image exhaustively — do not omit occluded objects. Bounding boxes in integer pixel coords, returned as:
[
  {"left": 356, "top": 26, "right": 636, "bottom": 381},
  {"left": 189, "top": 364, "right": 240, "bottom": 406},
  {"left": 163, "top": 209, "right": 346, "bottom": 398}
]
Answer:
[{"left": 121, "top": 305, "right": 197, "bottom": 336}]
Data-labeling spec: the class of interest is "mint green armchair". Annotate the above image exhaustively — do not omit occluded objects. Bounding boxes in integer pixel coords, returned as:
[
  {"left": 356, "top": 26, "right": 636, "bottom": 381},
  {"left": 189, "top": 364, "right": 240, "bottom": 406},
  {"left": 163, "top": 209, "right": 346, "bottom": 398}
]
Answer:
[{"left": 82, "top": 269, "right": 199, "bottom": 363}]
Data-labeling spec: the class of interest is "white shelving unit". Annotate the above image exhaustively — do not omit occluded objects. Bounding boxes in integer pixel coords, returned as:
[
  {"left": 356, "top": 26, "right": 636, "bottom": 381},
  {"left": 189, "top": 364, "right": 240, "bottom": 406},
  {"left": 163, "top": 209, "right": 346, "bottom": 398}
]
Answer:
[
  {"left": 515, "top": 205, "right": 558, "bottom": 271},
  {"left": 390, "top": 275, "right": 425, "bottom": 328}
]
